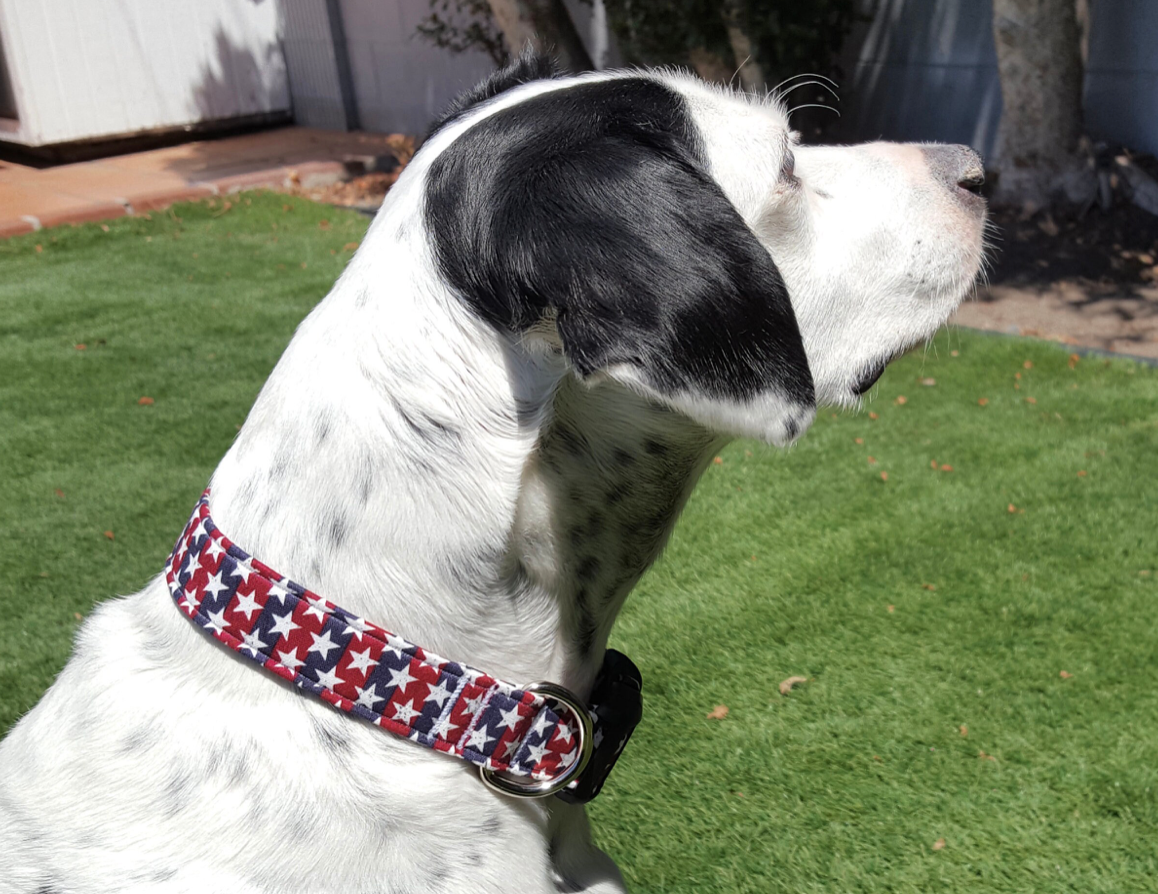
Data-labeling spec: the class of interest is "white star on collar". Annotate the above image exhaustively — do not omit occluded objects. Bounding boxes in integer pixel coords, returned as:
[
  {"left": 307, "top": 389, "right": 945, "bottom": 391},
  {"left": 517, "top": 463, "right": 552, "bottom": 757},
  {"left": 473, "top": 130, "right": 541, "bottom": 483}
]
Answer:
[
  {"left": 308, "top": 629, "right": 341, "bottom": 660},
  {"left": 268, "top": 609, "right": 298, "bottom": 639},
  {"left": 239, "top": 628, "right": 270, "bottom": 658},
  {"left": 464, "top": 723, "right": 495, "bottom": 751},
  {"left": 355, "top": 683, "right": 384, "bottom": 710},
  {"left": 277, "top": 647, "right": 305, "bottom": 672},
  {"left": 346, "top": 647, "right": 377, "bottom": 676},
  {"left": 233, "top": 589, "right": 261, "bottom": 620},
  {"left": 496, "top": 704, "right": 523, "bottom": 732}
]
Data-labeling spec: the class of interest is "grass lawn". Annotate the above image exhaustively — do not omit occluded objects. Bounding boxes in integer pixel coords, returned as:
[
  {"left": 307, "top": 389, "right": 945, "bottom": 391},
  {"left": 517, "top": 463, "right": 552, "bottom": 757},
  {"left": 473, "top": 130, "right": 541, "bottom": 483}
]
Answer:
[{"left": 2, "top": 193, "right": 1157, "bottom": 892}]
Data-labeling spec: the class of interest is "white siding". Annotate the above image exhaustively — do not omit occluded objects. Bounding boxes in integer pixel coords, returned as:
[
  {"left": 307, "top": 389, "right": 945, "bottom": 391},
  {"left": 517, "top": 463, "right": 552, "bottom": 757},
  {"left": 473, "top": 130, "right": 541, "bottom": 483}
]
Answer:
[{"left": 0, "top": 0, "right": 289, "bottom": 147}]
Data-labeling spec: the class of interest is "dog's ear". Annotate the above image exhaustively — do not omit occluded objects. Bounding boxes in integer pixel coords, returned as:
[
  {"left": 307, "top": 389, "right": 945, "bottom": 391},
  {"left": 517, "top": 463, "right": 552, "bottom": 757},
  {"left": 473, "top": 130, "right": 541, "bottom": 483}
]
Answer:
[{"left": 425, "top": 77, "right": 815, "bottom": 444}]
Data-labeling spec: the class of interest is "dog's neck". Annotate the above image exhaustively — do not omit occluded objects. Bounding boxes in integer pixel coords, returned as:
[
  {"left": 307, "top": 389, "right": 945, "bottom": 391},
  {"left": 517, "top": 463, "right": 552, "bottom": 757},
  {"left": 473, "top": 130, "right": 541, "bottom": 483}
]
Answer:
[{"left": 206, "top": 217, "right": 721, "bottom": 698}]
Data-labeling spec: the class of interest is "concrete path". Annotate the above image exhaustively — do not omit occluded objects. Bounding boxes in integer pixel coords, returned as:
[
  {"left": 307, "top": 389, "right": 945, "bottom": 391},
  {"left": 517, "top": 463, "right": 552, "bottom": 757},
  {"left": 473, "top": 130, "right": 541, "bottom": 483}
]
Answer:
[{"left": 0, "top": 128, "right": 403, "bottom": 238}]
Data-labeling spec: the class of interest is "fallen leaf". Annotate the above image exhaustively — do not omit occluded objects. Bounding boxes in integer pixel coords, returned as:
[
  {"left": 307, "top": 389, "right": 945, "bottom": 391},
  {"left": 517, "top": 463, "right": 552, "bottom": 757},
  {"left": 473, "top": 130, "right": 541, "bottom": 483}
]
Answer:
[
  {"left": 1068, "top": 353, "right": 1080, "bottom": 369},
  {"left": 749, "top": 555, "right": 756, "bottom": 561},
  {"left": 300, "top": 262, "right": 308, "bottom": 269},
  {"left": 930, "top": 459, "right": 938, "bottom": 469},
  {"left": 950, "top": 350, "right": 959, "bottom": 357},
  {"left": 1014, "top": 383, "right": 1020, "bottom": 390},
  {"left": 958, "top": 724, "right": 968, "bottom": 736},
  {"left": 920, "top": 377, "right": 936, "bottom": 386},
  {"left": 879, "top": 471, "right": 889, "bottom": 481},
  {"left": 979, "top": 750, "right": 996, "bottom": 761},
  {"left": 713, "top": 456, "right": 723, "bottom": 465},
  {"left": 283, "top": 203, "right": 293, "bottom": 212},
  {"left": 100, "top": 224, "right": 109, "bottom": 232},
  {"left": 932, "top": 838, "right": 946, "bottom": 851},
  {"left": 855, "top": 438, "right": 864, "bottom": 445},
  {"left": 54, "top": 488, "right": 65, "bottom": 498},
  {"left": 779, "top": 676, "right": 808, "bottom": 696},
  {"left": 923, "top": 583, "right": 936, "bottom": 591},
  {"left": 1077, "top": 470, "right": 1087, "bottom": 477},
  {"left": 872, "top": 755, "right": 883, "bottom": 761},
  {"left": 978, "top": 398, "right": 989, "bottom": 406},
  {"left": 869, "top": 412, "right": 879, "bottom": 421},
  {"left": 867, "top": 456, "right": 877, "bottom": 464},
  {"left": 1008, "top": 503, "right": 1018, "bottom": 514},
  {"left": 75, "top": 343, "right": 87, "bottom": 351},
  {"left": 887, "top": 604, "right": 895, "bottom": 613},
  {"left": 707, "top": 704, "right": 729, "bottom": 720},
  {"left": 744, "top": 450, "right": 752, "bottom": 457},
  {"left": 1023, "top": 360, "right": 1033, "bottom": 369},
  {"left": 343, "top": 241, "right": 359, "bottom": 252},
  {"left": 940, "top": 464, "right": 954, "bottom": 472},
  {"left": 1024, "top": 397, "right": 1036, "bottom": 405},
  {"left": 39, "top": 571, "right": 49, "bottom": 578},
  {"left": 103, "top": 530, "right": 115, "bottom": 540},
  {"left": 894, "top": 395, "right": 907, "bottom": 405},
  {"left": 1060, "top": 670, "right": 1073, "bottom": 679},
  {"left": 73, "top": 612, "right": 83, "bottom": 621},
  {"left": 35, "top": 244, "right": 44, "bottom": 253},
  {"left": 1015, "top": 372, "right": 1021, "bottom": 380},
  {"left": 138, "top": 396, "right": 154, "bottom": 406},
  {"left": 319, "top": 220, "right": 331, "bottom": 231}
]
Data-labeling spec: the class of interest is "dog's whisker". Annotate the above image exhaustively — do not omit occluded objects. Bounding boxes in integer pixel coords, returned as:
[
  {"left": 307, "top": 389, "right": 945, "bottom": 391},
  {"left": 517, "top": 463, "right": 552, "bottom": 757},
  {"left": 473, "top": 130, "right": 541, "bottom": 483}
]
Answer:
[{"left": 787, "top": 103, "right": 841, "bottom": 118}]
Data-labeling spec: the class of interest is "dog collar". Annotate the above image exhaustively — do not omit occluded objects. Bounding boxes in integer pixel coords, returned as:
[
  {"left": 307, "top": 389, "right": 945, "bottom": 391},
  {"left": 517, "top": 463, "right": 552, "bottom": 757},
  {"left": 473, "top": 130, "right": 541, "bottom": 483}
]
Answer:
[{"left": 165, "top": 490, "right": 640, "bottom": 800}]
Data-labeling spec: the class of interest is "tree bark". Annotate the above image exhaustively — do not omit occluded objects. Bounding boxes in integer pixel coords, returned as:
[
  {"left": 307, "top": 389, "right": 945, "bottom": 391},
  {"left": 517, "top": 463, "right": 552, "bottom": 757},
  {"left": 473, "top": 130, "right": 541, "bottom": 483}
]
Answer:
[
  {"left": 991, "top": 0, "right": 1089, "bottom": 206},
  {"left": 485, "top": 0, "right": 594, "bottom": 72},
  {"left": 720, "top": 0, "right": 766, "bottom": 93}
]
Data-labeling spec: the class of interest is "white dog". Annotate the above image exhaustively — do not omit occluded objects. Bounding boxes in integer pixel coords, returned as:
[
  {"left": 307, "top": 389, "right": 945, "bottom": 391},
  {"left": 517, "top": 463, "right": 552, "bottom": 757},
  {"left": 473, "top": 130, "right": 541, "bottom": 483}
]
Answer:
[{"left": 0, "top": 54, "right": 986, "bottom": 893}]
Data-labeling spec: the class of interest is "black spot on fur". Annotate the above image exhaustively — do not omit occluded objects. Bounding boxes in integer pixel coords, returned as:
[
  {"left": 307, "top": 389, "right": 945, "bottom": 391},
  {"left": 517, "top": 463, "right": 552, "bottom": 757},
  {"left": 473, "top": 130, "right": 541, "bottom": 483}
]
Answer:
[
  {"left": 152, "top": 868, "right": 178, "bottom": 883},
  {"left": 644, "top": 439, "right": 669, "bottom": 457},
  {"left": 425, "top": 75, "right": 814, "bottom": 411},
  {"left": 327, "top": 512, "right": 349, "bottom": 549},
  {"left": 577, "top": 556, "right": 601, "bottom": 582},
  {"left": 427, "top": 49, "right": 560, "bottom": 138},
  {"left": 612, "top": 447, "right": 636, "bottom": 467},
  {"left": 312, "top": 715, "right": 352, "bottom": 757},
  {"left": 315, "top": 410, "right": 334, "bottom": 445}
]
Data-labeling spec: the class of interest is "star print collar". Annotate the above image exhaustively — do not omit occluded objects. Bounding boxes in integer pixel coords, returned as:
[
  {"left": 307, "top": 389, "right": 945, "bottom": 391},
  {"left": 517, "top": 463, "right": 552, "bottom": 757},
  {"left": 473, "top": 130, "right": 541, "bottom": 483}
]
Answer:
[{"left": 165, "top": 490, "right": 583, "bottom": 787}]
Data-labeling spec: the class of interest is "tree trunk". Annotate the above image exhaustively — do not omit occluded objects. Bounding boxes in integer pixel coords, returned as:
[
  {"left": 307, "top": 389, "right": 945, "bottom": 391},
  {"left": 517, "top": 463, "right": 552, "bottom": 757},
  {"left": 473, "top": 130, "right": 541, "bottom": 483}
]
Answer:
[
  {"left": 485, "top": 0, "right": 594, "bottom": 72},
  {"left": 991, "top": 0, "right": 1089, "bottom": 206},
  {"left": 720, "top": 0, "right": 765, "bottom": 93}
]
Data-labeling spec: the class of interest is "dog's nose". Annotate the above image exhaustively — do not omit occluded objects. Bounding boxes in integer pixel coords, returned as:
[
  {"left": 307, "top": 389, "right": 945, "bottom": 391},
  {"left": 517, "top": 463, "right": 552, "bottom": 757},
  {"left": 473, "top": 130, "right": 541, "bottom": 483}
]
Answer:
[{"left": 921, "top": 144, "right": 985, "bottom": 196}]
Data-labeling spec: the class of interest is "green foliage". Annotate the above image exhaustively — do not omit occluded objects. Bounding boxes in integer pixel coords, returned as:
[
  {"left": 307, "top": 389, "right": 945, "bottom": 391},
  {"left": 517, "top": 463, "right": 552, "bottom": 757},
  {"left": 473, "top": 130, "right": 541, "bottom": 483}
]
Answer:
[
  {"left": 418, "top": 0, "right": 509, "bottom": 67},
  {"left": 603, "top": 0, "right": 858, "bottom": 82},
  {"left": 3, "top": 198, "right": 1158, "bottom": 891}
]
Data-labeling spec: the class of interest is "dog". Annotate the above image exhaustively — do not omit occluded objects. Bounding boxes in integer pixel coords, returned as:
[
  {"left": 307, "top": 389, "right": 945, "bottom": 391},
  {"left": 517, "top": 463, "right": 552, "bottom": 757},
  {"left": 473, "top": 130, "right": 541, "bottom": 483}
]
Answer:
[{"left": 0, "top": 54, "right": 986, "bottom": 893}]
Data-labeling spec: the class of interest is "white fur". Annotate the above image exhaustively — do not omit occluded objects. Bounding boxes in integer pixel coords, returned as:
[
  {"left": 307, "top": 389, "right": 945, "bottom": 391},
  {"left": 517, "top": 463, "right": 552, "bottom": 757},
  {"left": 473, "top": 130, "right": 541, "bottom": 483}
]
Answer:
[{"left": 0, "top": 69, "right": 985, "bottom": 893}]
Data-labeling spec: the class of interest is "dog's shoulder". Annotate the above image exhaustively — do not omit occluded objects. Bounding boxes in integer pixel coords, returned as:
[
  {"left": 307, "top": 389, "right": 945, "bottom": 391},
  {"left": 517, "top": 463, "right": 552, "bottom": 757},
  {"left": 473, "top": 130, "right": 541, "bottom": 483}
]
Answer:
[{"left": 427, "top": 49, "right": 563, "bottom": 137}]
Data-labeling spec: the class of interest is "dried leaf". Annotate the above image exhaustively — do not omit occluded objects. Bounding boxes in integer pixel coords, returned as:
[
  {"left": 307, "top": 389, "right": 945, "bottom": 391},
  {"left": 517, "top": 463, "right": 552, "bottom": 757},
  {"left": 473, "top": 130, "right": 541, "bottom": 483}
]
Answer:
[
  {"left": 54, "top": 488, "right": 65, "bottom": 498},
  {"left": 343, "top": 242, "right": 360, "bottom": 252},
  {"left": 895, "top": 395, "right": 907, "bottom": 405},
  {"left": 100, "top": 224, "right": 109, "bottom": 233},
  {"left": 1023, "top": 360, "right": 1034, "bottom": 369},
  {"left": 979, "top": 750, "right": 997, "bottom": 761},
  {"left": 1077, "top": 470, "right": 1087, "bottom": 478},
  {"left": 855, "top": 437, "right": 864, "bottom": 445},
  {"left": 920, "top": 378, "right": 936, "bottom": 386},
  {"left": 978, "top": 398, "right": 989, "bottom": 406},
  {"left": 1008, "top": 503, "right": 1018, "bottom": 514},
  {"left": 887, "top": 604, "right": 895, "bottom": 613},
  {"left": 300, "top": 262, "right": 308, "bottom": 269},
  {"left": 35, "top": 244, "right": 44, "bottom": 253},
  {"left": 1015, "top": 372, "right": 1021, "bottom": 380},
  {"left": 713, "top": 456, "right": 723, "bottom": 465},
  {"left": 958, "top": 724, "right": 968, "bottom": 736},
  {"left": 867, "top": 456, "right": 877, "bottom": 464},
  {"left": 879, "top": 471, "right": 889, "bottom": 481},
  {"left": 923, "top": 583, "right": 936, "bottom": 591},
  {"left": 1060, "top": 670, "right": 1073, "bottom": 679},
  {"left": 73, "top": 612, "right": 83, "bottom": 621},
  {"left": 932, "top": 838, "right": 947, "bottom": 851},
  {"left": 940, "top": 464, "right": 954, "bottom": 472},
  {"left": 779, "top": 676, "right": 808, "bottom": 696},
  {"left": 868, "top": 412, "right": 879, "bottom": 420},
  {"left": 319, "top": 220, "right": 331, "bottom": 231},
  {"left": 1068, "top": 353, "right": 1080, "bottom": 369},
  {"left": 930, "top": 459, "right": 938, "bottom": 469},
  {"left": 138, "top": 396, "right": 154, "bottom": 406},
  {"left": 75, "top": 344, "right": 87, "bottom": 351},
  {"left": 1024, "top": 397, "right": 1037, "bottom": 405},
  {"left": 706, "top": 704, "right": 729, "bottom": 720},
  {"left": 872, "top": 755, "right": 883, "bottom": 761},
  {"left": 950, "top": 350, "right": 959, "bottom": 357},
  {"left": 103, "top": 530, "right": 115, "bottom": 540}
]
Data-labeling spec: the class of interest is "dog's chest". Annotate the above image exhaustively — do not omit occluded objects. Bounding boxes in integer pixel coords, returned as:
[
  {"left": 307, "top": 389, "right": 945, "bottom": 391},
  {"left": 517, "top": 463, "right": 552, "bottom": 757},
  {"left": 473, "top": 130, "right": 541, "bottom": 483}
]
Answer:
[{"left": 515, "top": 378, "right": 715, "bottom": 657}]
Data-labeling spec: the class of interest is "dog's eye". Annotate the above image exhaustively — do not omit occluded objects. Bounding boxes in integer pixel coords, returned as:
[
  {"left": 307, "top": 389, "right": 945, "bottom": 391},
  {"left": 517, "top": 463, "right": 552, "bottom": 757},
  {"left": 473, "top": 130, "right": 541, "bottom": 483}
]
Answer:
[{"left": 779, "top": 150, "right": 798, "bottom": 184}]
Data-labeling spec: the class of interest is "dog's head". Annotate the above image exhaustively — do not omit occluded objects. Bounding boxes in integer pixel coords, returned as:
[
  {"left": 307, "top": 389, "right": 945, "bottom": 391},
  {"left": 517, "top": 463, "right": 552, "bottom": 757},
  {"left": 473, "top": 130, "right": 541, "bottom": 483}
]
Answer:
[{"left": 421, "top": 55, "right": 987, "bottom": 445}]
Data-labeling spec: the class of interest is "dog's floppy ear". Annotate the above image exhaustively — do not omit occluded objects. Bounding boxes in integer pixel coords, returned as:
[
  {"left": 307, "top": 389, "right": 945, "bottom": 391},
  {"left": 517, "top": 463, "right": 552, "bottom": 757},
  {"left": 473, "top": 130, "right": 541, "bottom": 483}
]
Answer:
[{"left": 425, "top": 76, "right": 815, "bottom": 444}]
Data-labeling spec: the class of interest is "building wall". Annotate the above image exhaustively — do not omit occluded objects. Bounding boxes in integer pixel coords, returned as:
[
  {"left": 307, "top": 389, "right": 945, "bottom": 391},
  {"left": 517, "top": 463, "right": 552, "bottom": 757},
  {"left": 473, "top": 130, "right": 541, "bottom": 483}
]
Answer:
[
  {"left": 0, "top": 0, "right": 289, "bottom": 147},
  {"left": 843, "top": 0, "right": 1158, "bottom": 159}
]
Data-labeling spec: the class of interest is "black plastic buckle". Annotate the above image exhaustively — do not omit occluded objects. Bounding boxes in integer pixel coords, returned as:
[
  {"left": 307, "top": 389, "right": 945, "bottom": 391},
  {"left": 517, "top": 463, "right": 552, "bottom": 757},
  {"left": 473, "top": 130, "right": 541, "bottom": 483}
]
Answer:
[{"left": 557, "top": 649, "right": 643, "bottom": 804}]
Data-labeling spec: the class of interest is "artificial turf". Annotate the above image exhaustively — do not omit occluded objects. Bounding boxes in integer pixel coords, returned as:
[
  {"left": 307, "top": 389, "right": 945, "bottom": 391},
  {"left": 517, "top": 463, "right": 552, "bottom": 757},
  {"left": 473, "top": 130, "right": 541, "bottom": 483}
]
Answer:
[{"left": 2, "top": 193, "right": 1156, "bottom": 892}]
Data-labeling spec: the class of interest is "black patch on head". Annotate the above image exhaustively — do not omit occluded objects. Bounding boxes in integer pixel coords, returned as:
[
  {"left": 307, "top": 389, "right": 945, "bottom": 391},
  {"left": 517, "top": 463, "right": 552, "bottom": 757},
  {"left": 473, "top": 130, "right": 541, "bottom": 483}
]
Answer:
[
  {"left": 425, "top": 75, "right": 814, "bottom": 413},
  {"left": 427, "top": 49, "right": 561, "bottom": 138}
]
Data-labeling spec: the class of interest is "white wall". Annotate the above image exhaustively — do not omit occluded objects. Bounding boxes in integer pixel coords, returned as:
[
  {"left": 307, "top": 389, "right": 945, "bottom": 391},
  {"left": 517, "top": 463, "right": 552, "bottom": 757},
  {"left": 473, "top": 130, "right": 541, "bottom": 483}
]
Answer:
[{"left": 0, "top": 0, "right": 290, "bottom": 147}]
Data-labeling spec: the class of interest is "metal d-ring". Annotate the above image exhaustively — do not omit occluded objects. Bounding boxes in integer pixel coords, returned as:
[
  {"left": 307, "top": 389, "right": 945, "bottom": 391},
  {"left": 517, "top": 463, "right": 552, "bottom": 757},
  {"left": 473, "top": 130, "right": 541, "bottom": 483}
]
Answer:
[{"left": 479, "top": 682, "right": 594, "bottom": 798}]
